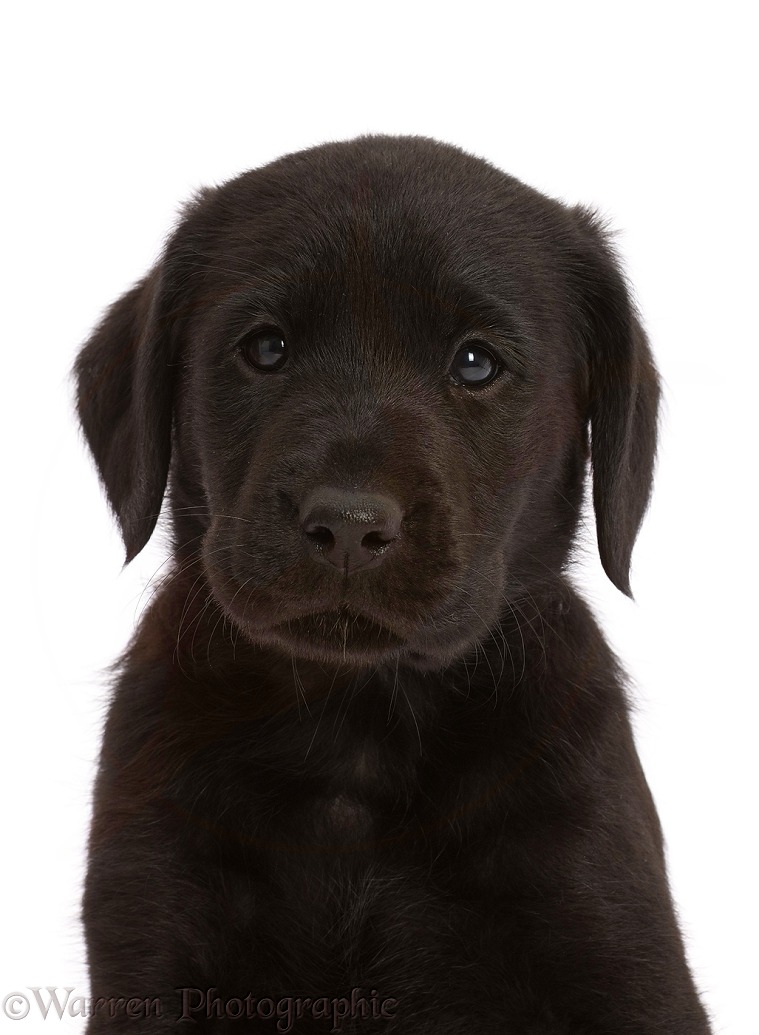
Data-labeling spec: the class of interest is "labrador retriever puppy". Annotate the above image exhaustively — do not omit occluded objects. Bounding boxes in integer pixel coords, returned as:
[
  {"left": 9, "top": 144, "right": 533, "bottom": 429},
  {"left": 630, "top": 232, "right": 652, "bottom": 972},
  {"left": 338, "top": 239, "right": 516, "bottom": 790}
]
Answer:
[{"left": 75, "top": 135, "right": 711, "bottom": 1033}]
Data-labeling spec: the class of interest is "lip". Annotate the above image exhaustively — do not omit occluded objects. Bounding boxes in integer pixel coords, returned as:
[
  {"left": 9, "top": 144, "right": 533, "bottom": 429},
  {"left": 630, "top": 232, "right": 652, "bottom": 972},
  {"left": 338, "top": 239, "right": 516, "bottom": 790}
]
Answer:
[
  {"left": 205, "top": 565, "right": 409, "bottom": 659},
  {"left": 272, "top": 607, "right": 405, "bottom": 656}
]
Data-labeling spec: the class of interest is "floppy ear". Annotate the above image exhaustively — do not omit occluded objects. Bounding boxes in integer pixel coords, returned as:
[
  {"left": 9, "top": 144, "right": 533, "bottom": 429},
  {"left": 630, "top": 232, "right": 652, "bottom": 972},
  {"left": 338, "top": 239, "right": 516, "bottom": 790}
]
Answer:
[
  {"left": 572, "top": 207, "right": 661, "bottom": 597},
  {"left": 74, "top": 264, "right": 178, "bottom": 562}
]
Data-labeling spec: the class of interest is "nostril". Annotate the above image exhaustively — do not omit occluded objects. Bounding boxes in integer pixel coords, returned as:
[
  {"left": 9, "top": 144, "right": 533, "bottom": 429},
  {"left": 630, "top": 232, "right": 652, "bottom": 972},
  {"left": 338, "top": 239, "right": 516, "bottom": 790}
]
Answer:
[
  {"left": 361, "top": 529, "right": 396, "bottom": 552},
  {"left": 303, "top": 523, "right": 335, "bottom": 549}
]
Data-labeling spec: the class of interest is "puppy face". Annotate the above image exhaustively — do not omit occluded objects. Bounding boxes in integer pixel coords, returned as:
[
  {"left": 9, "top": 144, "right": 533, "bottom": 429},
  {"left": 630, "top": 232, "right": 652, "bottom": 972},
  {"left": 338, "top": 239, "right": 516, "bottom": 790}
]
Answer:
[{"left": 75, "top": 136, "right": 659, "bottom": 668}]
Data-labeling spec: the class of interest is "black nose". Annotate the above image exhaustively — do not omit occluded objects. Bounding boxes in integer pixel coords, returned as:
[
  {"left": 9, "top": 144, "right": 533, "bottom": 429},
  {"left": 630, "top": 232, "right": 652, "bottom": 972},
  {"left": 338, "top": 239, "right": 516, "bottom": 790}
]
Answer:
[{"left": 300, "top": 488, "right": 403, "bottom": 574}]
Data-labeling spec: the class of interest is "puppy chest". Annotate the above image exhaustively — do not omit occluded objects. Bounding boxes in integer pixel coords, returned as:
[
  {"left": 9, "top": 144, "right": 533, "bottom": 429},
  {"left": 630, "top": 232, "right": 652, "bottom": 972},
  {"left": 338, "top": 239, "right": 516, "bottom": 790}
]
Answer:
[
  {"left": 225, "top": 845, "right": 505, "bottom": 1001},
  {"left": 315, "top": 793, "right": 375, "bottom": 843}
]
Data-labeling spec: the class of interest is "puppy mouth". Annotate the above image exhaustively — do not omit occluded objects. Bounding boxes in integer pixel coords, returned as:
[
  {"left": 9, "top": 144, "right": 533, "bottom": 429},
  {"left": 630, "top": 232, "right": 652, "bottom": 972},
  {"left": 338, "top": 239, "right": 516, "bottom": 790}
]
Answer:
[
  {"left": 271, "top": 606, "right": 405, "bottom": 657},
  {"left": 204, "top": 562, "right": 410, "bottom": 661}
]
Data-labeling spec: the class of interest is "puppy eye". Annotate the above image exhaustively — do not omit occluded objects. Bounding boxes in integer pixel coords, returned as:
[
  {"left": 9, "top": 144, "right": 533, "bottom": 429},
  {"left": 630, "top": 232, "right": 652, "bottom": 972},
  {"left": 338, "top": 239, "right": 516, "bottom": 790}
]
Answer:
[
  {"left": 238, "top": 327, "right": 288, "bottom": 371},
  {"left": 449, "top": 343, "right": 500, "bottom": 388}
]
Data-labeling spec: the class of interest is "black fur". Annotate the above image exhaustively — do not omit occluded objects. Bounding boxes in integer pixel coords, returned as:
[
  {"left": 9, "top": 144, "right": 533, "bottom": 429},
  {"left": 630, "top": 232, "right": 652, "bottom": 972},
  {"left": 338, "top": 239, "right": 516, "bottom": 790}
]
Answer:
[{"left": 75, "top": 135, "right": 710, "bottom": 1032}]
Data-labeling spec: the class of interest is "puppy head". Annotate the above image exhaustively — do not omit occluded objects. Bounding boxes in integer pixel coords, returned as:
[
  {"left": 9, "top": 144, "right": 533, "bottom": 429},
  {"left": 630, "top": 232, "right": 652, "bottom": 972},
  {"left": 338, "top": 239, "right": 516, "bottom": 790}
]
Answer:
[{"left": 75, "top": 136, "right": 659, "bottom": 668}]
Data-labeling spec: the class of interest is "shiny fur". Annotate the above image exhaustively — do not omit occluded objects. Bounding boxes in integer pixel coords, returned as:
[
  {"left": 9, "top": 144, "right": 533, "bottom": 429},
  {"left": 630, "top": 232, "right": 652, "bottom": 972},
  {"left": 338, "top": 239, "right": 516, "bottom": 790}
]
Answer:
[{"left": 75, "top": 135, "right": 711, "bottom": 1032}]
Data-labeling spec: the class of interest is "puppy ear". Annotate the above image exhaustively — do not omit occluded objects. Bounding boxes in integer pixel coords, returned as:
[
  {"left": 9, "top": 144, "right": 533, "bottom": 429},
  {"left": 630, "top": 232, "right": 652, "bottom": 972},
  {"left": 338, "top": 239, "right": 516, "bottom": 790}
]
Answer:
[
  {"left": 74, "top": 264, "right": 178, "bottom": 562},
  {"left": 572, "top": 208, "right": 661, "bottom": 597}
]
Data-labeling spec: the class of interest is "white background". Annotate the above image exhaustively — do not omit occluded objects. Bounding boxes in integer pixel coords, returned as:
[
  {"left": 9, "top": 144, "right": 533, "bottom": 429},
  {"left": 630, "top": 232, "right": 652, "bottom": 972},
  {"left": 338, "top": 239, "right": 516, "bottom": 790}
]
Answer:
[{"left": 2, "top": 2, "right": 756, "bottom": 1031}]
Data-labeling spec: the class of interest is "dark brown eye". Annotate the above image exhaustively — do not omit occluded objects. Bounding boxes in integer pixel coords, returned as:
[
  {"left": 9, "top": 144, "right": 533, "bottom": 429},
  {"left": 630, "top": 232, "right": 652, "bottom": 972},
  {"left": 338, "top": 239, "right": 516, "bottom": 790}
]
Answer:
[
  {"left": 449, "top": 343, "right": 500, "bottom": 387},
  {"left": 238, "top": 327, "right": 287, "bottom": 371}
]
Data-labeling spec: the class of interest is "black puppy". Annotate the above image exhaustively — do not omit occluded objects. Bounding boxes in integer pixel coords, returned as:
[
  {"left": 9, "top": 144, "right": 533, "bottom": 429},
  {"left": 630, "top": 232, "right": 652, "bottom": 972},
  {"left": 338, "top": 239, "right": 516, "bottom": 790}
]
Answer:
[{"left": 75, "top": 135, "right": 711, "bottom": 1033}]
